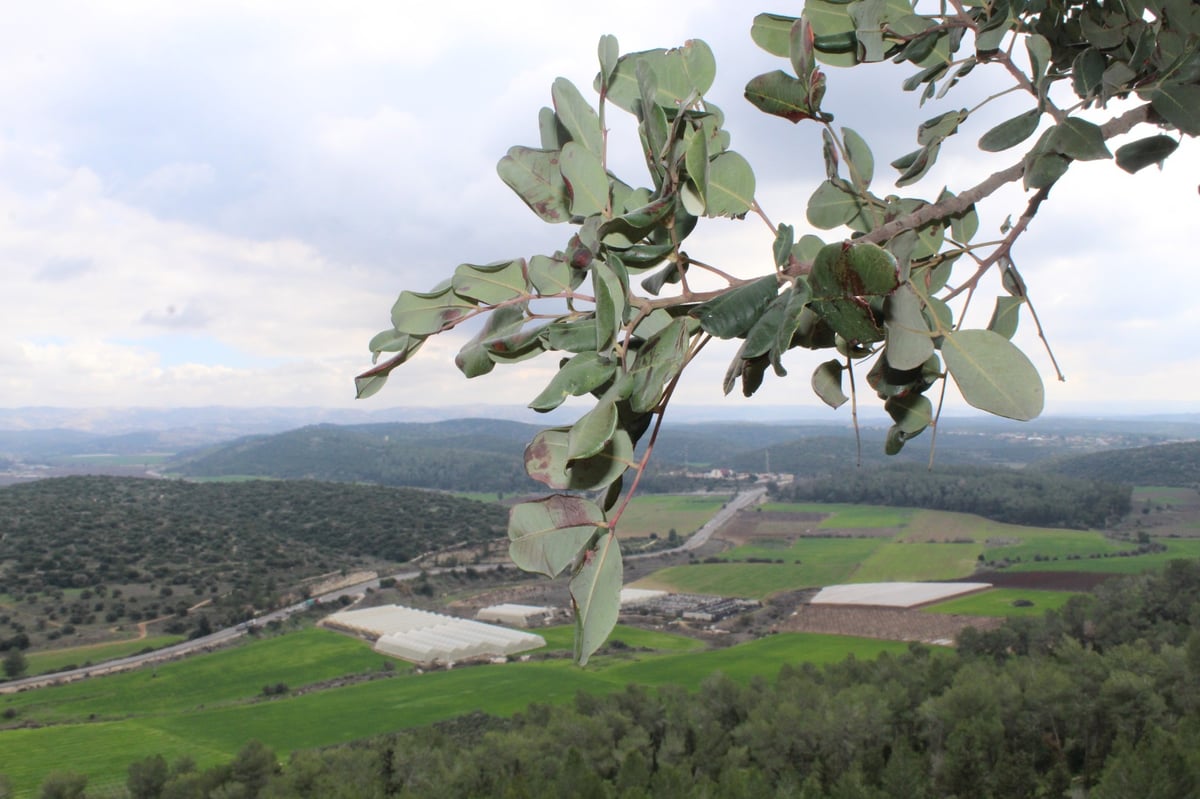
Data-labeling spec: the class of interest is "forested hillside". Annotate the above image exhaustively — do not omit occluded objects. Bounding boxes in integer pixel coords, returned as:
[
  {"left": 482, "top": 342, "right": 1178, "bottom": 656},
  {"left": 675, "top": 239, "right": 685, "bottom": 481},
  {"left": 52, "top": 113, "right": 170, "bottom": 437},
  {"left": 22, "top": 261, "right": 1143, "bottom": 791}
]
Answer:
[
  {"left": 1037, "top": 440, "right": 1200, "bottom": 487},
  {"left": 776, "top": 463, "right": 1131, "bottom": 529},
  {"left": 102, "top": 560, "right": 1200, "bottom": 798},
  {"left": 170, "top": 420, "right": 538, "bottom": 492},
  {"left": 0, "top": 476, "right": 505, "bottom": 645}
]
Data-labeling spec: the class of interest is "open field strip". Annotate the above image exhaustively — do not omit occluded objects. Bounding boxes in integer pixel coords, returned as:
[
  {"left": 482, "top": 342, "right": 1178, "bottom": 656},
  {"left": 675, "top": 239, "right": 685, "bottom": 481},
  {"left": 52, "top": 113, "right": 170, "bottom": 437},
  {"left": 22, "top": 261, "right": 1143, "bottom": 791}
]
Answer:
[
  {"left": 923, "top": 588, "right": 1077, "bottom": 617},
  {"left": 1002, "top": 538, "right": 1200, "bottom": 574},
  {"left": 639, "top": 539, "right": 882, "bottom": 598},
  {"left": 24, "top": 635, "right": 186, "bottom": 677},
  {"left": 757, "top": 503, "right": 912, "bottom": 529},
  {"left": 851, "top": 542, "right": 981, "bottom": 582},
  {"left": 612, "top": 494, "right": 728, "bottom": 539},
  {"left": 0, "top": 627, "right": 904, "bottom": 796},
  {"left": 984, "top": 528, "right": 1129, "bottom": 562}
]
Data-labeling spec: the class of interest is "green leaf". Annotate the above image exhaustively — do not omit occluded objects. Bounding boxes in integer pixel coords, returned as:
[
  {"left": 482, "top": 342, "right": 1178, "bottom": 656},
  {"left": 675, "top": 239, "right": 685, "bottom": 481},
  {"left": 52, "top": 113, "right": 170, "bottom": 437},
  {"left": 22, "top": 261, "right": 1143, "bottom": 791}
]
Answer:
[
  {"left": 704, "top": 151, "right": 756, "bottom": 217},
  {"left": 528, "top": 254, "right": 576, "bottom": 296},
  {"left": 1072, "top": 48, "right": 1105, "bottom": 99},
  {"left": 452, "top": 259, "right": 527, "bottom": 305},
  {"left": 570, "top": 532, "right": 622, "bottom": 665},
  {"left": 508, "top": 495, "right": 604, "bottom": 579},
  {"left": 884, "top": 284, "right": 934, "bottom": 370},
  {"left": 497, "top": 146, "right": 570, "bottom": 223},
  {"left": 524, "top": 426, "right": 634, "bottom": 491},
  {"left": 978, "top": 109, "right": 1040, "bottom": 152},
  {"left": 390, "top": 286, "right": 475, "bottom": 336},
  {"left": 942, "top": 329, "right": 1044, "bottom": 421},
  {"left": 773, "top": 224, "right": 796, "bottom": 269},
  {"left": 629, "top": 317, "right": 693, "bottom": 413},
  {"left": 807, "top": 180, "right": 866, "bottom": 229},
  {"left": 597, "top": 35, "right": 620, "bottom": 89},
  {"left": 750, "top": 12, "right": 798, "bottom": 57},
  {"left": 685, "top": 128, "right": 710, "bottom": 209},
  {"left": 567, "top": 399, "right": 618, "bottom": 462},
  {"left": 884, "top": 393, "right": 932, "bottom": 435},
  {"left": 543, "top": 317, "right": 600, "bottom": 353},
  {"left": 593, "top": 263, "right": 626, "bottom": 352},
  {"left": 1025, "top": 33, "right": 1051, "bottom": 88},
  {"left": 842, "top": 127, "right": 874, "bottom": 188},
  {"left": 987, "top": 295, "right": 1023, "bottom": 339},
  {"left": 810, "top": 241, "right": 898, "bottom": 299},
  {"left": 1150, "top": 83, "right": 1200, "bottom": 136},
  {"left": 1023, "top": 152, "right": 1069, "bottom": 189},
  {"left": 602, "top": 40, "right": 716, "bottom": 113},
  {"left": 743, "top": 291, "right": 792, "bottom": 358},
  {"left": 848, "top": 0, "right": 886, "bottom": 62},
  {"left": 560, "top": 142, "right": 610, "bottom": 217},
  {"left": 805, "top": 0, "right": 860, "bottom": 67},
  {"left": 812, "top": 359, "right": 848, "bottom": 408},
  {"left": 893, "top": 142, "right": 940, "bottom": 187},
  {"left": 1044, "top": 118, "right": 1111, "bottom": 161},
  {"left": 691, "top": 275, "right": 780, "bottom": 339},
  {"left": 744, "top": 70, "right": 822, "bottom": 123},
  {"left": 916, "top": 109, "right": 967, "bottom": 146},
  {"left": 538, "top": 107, "right": 568, "bottom": 150},
  {"left": 1115, "top": 135, "right": 1180, "bottom": 173},
  {"left": 551, "top": 78, "right": 603, "bottom": 159},
  {"left": 528, "top": 352, "right": 617, "bottom": 412},
  {"left": 455, "top": 304, "right": 525, "bottom": 378}
]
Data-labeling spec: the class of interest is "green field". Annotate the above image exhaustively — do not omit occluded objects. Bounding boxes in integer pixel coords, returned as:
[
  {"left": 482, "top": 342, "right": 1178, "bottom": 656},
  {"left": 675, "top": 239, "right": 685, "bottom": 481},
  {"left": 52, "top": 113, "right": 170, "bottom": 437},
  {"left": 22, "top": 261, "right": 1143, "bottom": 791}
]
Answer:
[
  {"left": 614, "top": 494, "right": 729, "bottom": 539},
  {"left": 638, "top": 501, "right": 1200, "bottom": 598},
  {"left": 852, "top": 542, "right": 981, "bottom": 582},
  {"left": 0, "top": 627, "right": 905, "bottom": 796},
  {"left": 643, "top": 538, "right": 881, "bottom": 597},
  {"left": 23, "top": 635, "right": 186, "bottom": 677},
  {"left": 756, "top": 503, "right": 912, "bottom": 529},
  {"left": 1003, "top": 538, "right": 1200, "bottom": 574},
  {"left": 923, "top": 588, "right": 1077, "bottom": 617}
]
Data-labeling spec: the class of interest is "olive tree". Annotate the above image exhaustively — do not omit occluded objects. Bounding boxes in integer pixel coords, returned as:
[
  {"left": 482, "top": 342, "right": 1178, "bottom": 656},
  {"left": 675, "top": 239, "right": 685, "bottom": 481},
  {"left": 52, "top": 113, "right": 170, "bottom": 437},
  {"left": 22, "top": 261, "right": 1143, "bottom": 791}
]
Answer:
[{"left": 357, "top": 0, "right": 1198, "bottom": 662}]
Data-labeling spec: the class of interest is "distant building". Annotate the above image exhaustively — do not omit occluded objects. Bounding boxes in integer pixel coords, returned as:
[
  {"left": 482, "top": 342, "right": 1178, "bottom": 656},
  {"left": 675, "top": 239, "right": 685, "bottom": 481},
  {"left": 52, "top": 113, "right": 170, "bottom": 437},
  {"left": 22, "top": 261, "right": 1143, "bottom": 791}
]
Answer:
[{"left": 475, "top": 603, "right": 556, "bottom": 628}]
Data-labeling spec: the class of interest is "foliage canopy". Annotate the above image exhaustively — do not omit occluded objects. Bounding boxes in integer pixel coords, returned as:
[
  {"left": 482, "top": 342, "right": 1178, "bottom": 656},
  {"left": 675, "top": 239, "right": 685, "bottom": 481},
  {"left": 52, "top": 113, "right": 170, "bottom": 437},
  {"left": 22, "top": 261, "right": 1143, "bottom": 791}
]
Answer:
[{"left": 359, "top": 0, "right": 1199, "bottom": 662}]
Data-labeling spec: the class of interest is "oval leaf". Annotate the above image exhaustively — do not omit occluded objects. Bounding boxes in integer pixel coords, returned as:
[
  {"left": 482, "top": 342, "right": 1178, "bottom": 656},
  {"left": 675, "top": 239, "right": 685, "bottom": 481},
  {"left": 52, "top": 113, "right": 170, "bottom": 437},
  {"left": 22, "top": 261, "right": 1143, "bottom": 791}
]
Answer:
[
  {"left": 570, "top": 532, "right": 622, "bottom": 665},
  {"left": 508, "top": 495, "right": 604, "bottom": 579},
  {"left": 942, "top": 329, "right": 1044, "bottom": 421},
  {"left": 978, "top": 109, "right": 1041, "bottom": 152}
]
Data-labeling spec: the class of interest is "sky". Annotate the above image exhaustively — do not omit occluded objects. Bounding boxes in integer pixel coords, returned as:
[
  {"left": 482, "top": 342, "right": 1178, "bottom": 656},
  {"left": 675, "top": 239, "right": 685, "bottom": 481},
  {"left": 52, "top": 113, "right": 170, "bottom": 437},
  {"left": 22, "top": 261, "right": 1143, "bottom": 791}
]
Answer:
[{"left": 2, "top": 1, "right": 1197, "bottom": 420}]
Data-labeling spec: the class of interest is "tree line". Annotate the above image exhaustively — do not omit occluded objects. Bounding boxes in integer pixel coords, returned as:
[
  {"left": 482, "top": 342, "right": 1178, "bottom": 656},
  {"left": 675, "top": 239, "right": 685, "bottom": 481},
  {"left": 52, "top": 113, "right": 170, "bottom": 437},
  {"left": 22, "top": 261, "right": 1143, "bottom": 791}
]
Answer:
[{"left": 774, "top": 462, "right": 1131, "bottom": 529}]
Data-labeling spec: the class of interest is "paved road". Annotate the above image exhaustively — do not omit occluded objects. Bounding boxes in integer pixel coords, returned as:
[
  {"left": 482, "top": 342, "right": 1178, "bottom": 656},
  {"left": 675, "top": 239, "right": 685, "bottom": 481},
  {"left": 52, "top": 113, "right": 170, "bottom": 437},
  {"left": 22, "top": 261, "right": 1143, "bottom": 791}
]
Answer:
[{"left": 625, "top": 486, "right": 767, "bottom": 560}]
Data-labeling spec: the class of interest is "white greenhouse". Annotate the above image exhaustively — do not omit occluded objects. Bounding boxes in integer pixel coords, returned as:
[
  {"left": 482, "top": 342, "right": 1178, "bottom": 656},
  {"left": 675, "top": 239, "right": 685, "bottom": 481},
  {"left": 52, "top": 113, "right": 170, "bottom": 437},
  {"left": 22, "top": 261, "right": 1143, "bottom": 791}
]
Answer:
[
  {"left": 323, "top": 604, "right": 545, "bottom": 665},
  {"left": 475, "top": 603, "right": 555, "bottom": 628}
]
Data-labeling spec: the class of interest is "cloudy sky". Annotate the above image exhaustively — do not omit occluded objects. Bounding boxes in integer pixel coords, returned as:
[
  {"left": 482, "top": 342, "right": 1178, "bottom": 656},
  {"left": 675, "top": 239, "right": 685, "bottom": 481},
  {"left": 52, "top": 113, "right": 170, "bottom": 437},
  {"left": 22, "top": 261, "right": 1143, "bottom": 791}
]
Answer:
[{"left": 2, "top": 1, "right": 1196, "bottom": 419}]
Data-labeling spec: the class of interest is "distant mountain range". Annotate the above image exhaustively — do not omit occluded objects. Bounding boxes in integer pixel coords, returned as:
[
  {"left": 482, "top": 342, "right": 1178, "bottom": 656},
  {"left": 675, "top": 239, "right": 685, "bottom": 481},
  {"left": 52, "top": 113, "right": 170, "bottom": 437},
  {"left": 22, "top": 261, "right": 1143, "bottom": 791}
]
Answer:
[{"left": 2, "top": 406, "right": 1197, "bottom": 493}]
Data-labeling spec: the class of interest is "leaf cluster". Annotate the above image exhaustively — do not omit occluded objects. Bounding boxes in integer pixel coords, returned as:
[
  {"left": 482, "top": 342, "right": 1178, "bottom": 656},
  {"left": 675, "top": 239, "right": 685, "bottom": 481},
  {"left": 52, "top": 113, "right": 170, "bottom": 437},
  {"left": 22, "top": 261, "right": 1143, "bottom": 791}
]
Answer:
[{"left": 359, "top": 2, "right": 1197, "bottom": 661}]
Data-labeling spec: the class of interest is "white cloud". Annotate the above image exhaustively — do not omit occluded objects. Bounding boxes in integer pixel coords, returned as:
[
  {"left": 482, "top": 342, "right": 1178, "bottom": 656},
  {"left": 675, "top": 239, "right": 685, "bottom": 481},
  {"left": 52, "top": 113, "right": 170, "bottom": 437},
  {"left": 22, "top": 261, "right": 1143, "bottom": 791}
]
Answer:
[{"left": 0, "top": 2, "right": 1196, "bottom": 416}]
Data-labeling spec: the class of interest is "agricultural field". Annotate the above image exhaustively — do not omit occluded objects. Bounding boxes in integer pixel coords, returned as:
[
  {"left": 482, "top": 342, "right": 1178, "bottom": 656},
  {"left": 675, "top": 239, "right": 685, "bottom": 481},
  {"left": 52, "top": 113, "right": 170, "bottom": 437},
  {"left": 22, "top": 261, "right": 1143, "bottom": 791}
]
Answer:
[
  {"left": 0, "top": 624, "right": 904, "bottom": 796},
  {"left": 923, "top": 588, "right": 1077, "bottom": 617},
  {"left": 612, "top": 494, "right": 729, "bottom": 540},
  {"left": 22, "top": 635, "right": 186, "bottom": 677},
  {"left": 636, "top": 499, "right": 1200, "bottom": 598}
]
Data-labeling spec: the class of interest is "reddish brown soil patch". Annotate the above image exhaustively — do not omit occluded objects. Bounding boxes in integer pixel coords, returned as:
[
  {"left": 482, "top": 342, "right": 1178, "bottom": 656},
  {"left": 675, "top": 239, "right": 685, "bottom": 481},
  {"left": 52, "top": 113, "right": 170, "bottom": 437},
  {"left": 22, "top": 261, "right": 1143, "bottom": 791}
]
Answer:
[
  {"left": 778, "top": 605, "right": 1002, "bottom": 644},
  {"left": 966, "top": 571, "right": 1116, "bottom": 591}
]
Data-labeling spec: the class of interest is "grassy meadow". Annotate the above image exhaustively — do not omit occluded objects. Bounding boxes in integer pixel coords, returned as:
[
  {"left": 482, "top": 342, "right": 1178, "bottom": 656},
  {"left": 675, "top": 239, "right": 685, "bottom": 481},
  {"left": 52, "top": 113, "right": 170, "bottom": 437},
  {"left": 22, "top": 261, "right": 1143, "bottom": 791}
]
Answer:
[
  {"left": 0, "top": 625, "right": 905, "bottom": 796},
  {"left": 923, "top": 588, "right": 1077, "bottom": 617},
  {"left": 23, "top": 635, "right": 187, "bottom": 677}
]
